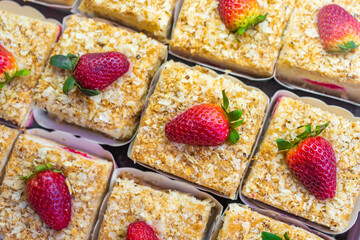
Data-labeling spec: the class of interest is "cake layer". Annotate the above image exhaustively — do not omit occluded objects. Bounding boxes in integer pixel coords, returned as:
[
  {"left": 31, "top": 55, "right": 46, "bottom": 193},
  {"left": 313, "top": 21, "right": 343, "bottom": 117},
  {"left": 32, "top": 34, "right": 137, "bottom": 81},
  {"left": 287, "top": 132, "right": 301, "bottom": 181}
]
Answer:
[
  {"left": 276, "top": 0, "right": 360, "bottom": 103},
  {"left": 243, "top": 97, "right": 360, "bottom": 231},
  {"left": 170, "top": 0, "right": 296, "bottom": 78},
  {"left": 130, "top": 60, "right": 268, "bottom": 199},
  {"left": 78, "top": 0, "right": 176, "bottom": 41},
  {"left": 0, "top": 10, "right": 59, "bottom": 126},
  {"left": 35, "top": 15, "right": 167, "bottom": 140},
  {"left": 0, "top": 134, "right": 113, "bottom": 239},
  {"left": 217, "top": 204, "right": 324, "bottom": 240},
  {"left": 98, "top": 174, "right": 213, "bottom": 239}
]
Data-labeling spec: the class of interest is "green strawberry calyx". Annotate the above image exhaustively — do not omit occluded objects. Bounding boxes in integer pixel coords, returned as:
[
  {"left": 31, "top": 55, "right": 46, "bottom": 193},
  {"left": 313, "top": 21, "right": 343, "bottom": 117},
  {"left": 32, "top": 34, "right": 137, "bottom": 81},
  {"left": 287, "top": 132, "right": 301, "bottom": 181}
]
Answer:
[
  {"left": 235, "top": 13, "right": 268, "bottom": 40},
  {"left": 221, "top": 89, "right": 244, "bottom": 145},
  {"left": 20, "top": 163, "right": 63, "bottom": 181},
  {"left": 0, "top": 69, "right": 30, "bottom": 89},
  {"left": 262, "top": 232, "right": 291, "bottom": 240},
  {"left": 336, "top": 40, "right": 359, "bottom": 54},
  {"left": 50, "top": 54, "right": 100, "bottom": 96},
  {"left": 276, "top": 121, "right": 330, "bottom": 151}
]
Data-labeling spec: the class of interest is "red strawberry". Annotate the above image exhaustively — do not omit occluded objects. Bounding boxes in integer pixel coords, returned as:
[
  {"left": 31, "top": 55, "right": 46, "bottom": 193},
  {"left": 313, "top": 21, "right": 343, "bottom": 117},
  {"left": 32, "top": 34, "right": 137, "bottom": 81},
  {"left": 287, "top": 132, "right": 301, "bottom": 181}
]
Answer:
[
  {"left": 218, "top": 0, "right": 267, "bottom": 39},
  {"left": 0, "top": 44, "right": 30, "bottom": 88},
  {"left": 276, "top": 122, "right": 336, "bottom": 200},
  {"left": 50, "top": 52, "right": 130, "bottom": 96},
  {"left": 318, "top": 4, "right": 360, "bottom": 53},
  {"left": 21, "top": 163, "right": 71, "bottom": 230},
  {"left": 165, "top": 90, "right": 243, "bottom": 146},
  {"left": 126, "top": 221, "right": 159, "bottom": 240}
]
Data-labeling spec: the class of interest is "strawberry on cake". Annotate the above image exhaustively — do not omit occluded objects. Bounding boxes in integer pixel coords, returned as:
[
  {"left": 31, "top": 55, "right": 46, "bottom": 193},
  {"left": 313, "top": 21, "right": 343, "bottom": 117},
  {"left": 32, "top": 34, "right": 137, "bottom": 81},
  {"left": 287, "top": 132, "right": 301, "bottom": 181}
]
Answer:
[
  {"left": 170, "top": 0, "right": 296, "bottom": 78},
  {"left": 35, "top": 15, "right": 167, "bottom": 140},
  {"left": 0, "top": 10, "right": 59, "bottom": 127},
  {"left": 276, "top": 0, "right": 360, "bottom": 103},
  {"left": 0, "top": 133, "right": 113, "bottom": 239},
  {"left": 97, "top": 173, "right": 214, "bottom": 239},
  {"left": 242, "top": 97, "right": 360, "bottom": 231},
  {"left": 130, "top": 60, "right": 268, "bottom": 199}
]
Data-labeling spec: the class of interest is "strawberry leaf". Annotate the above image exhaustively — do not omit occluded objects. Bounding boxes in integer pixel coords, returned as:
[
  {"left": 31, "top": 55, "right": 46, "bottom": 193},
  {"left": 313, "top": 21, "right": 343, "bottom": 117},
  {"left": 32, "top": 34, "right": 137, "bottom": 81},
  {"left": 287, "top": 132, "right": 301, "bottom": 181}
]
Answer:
[
  {"left": 345, "top": 41, "right": 358, "bottom": 49},
  {"left": 257, "top": 13, "right": 268, "bottom": 24},
  {"left": 36, "top": 165, "right": 47, "bottom": 172},
  {"left": 261, "top": 232, "right": 283, "bottom": 240},
  {"left": 4, "top": 72, "right": 11, "bottom": 82},
  {"left": 20, "top": 163, "right": 62, "bottom": 181},
  {"left": 296, "top": 125, "right": 311, "bottom": 139},
  {"left": 312, "top": 121, "right": 330, "bottom": 136},
  {"left": 222, "top": 89, "right": 229, "bottom": 112},
  {"left": 50, "top": 55, "right": 73, "bottom": 70},
  {"left": 79, "top": 88, "right": 101, "bottom": 96},
  {"left": 276, "top": 139, "right": 293, "bottom": 151},
  {"left": 13, "top": 69, "right": 30, "bottom": 77},
  {"left": 67, "top": 54, "right": 79, "bottom": 71},
  {"left": 74, "top": 81, "right": 100, "bottom": 96},
  {"left": 284, "top": 232, "right": 290, "bottom": 240},
  {"left": 228, "top": 109, "right": 242, "bottom": 121},
  {"left": 228, "top": 129, "right": 240, "bottom": 145},
  {"left": 231, "top": 119, "right": 244, "bottom": 129},
  {"left": 67, "top": 54, "right": 77, "bottom": 58},
  {"left": 63, "top": 76, "right": 75, "bottom": 95}
]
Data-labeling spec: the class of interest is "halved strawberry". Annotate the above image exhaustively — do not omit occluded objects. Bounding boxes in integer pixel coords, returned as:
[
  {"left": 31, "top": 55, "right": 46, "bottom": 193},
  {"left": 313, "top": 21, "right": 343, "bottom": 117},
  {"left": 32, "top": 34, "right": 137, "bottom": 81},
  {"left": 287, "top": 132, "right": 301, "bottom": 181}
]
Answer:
[
  {"left": 0, "top": 44, "right": 30, "bottom": 88},
  {"left": 276, "top": 122, "right": 336, "bottom": 200},
  {"left": 218, "top": 0, "right": 267, "bottom": 40},
  {"left": 165, "top": 90, "right": 243, "bottom": 146}
]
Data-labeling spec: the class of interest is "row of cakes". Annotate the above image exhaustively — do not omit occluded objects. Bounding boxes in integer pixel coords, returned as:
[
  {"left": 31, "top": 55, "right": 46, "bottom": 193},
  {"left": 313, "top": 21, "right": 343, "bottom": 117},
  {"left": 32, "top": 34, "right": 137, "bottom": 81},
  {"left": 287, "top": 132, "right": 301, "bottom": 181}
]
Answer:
[
  {"left": 0, "top": 9, "right": 166, "bottom": 140},
  {"left": 66, "top": 0, "right": 360, "bottom": 104},
  {"left": 128, "top": 60, "right": 360, "bottom": 234},
  {"left": 0, "top": 127, "right": 329, "bottom": 239},
  {"left": 0, "top": 125, "right": 328, "bottom": 240},
  {"left": 1, "top": 3, "right": 360, "bottom": 238},
  {"left": 1, "top": 6, "right": 360, "bottom": 235}
]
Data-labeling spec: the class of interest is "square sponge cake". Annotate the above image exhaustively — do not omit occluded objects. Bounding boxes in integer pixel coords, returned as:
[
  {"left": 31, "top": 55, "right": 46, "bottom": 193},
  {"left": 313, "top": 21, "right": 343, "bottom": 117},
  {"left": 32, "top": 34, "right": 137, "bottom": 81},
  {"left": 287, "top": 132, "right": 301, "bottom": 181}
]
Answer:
[
  {"left": 130, "top": 60, "right": 268, "bottom": 199},
  {"left": 0, "top": 10, "right": 59, "bottom": 126},
  {"left": 78, "top": 0, "right": 177, "bottom": 41},
  {"left": 170, "top": 0, "right": 296, "bottom": 78},
  {"left": 35, "top": 15, "right": 167, "bottom": 140},
  {"left": 217, "top": 204, "right": 324, "bottom": 240},
  {"left": 0, "top": 134, "right": 113, "bottom": 239},
  {"left": 242, "top": 97, "right": 360, "bottom": 231},
  {"left": 98, "top": 173, "right": 214, "bottom": 239},
  {"left": 276, "top": 0, "right": 360, "bottom": 103}
]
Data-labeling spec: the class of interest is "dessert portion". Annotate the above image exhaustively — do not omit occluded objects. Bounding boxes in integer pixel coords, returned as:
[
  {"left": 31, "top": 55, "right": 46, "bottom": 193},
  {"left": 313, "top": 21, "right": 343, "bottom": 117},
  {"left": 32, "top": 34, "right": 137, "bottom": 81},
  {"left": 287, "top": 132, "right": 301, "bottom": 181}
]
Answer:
[
  {"left": 0, "top": 134, "right": 113, "bottom": 239},
  {"left": 276, "top": 0, "right": 360, "bottom": 103},
  {"left": 98, "top": 173, "right": 214, "bottom": 239},
  {"left": 37, "top": 0, "right": 75, "bottom": 6},
  {"left": 130, "top": 60, "right": 268, "bottom": 199},
  {"left": 0, "top": 125, "right": 18, "bottom": 181},
  {"left": 170, "top": 0, "right": 296, "bottom": 78},
  {"left": 78, "top": 0, "right": 177, "bottom": 41},
  {"left": 35, "top": 15, "right": 167, "bottom": 140},
  {"left": 242, "top": 97, "right": 360, "bottom": 231},
  {"left": 0, "top": 10, "right": 60, "bottom": 126},
  {"left": 217, "top": 204, "right": 324, "bottom": 240}
]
